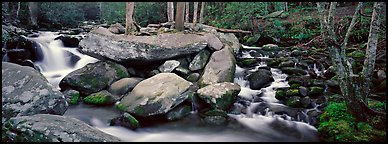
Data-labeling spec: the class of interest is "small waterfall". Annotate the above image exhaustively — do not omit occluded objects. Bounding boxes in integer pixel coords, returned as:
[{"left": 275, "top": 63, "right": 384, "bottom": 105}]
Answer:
[{"left": 29, "top": 32, "right": 98, "bottom": 89}]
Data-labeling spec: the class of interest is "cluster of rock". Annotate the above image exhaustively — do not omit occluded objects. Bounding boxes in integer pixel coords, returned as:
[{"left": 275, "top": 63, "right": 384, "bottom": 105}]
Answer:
[{"left": 2, "top": 24, "right": 243, "bottom": 142}]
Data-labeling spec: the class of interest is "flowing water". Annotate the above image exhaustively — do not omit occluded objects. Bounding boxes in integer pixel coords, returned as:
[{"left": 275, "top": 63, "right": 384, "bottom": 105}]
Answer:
[
  {"left": 29, "top": 32, "right": 99, "bottom": 89},
  {"left": 26, "top": 32, "right": 319, "bottom": 142}
]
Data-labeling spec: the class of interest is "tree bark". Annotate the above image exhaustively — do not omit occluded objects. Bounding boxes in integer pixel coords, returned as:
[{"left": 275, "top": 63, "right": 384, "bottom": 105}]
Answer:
[
  {"left": 125, "top": 2, "right": 137, "bottom": 35},
  {"left": 199, "top": 2, "right": 206, "bottom": 24},
  {"left": 16, "top": 2, "right": 20, "bottom": 18},
  {"left": 167, "top": 2, "right": 174, "bottom": 22},
  {"left": 285, "top": 2, "right": 288, "bottom": 11},
  {"left": 193, "top": 2, "right": 198, "bottom": 25},
  {"left": 185, "top": 2, "right": 189, "bottom": 23},
  {"left": 175, "top": 2, "right": 185, "bottom": 31},
  {"left": 317, "top": 2, "right": 386, "bottom": 124},
  {"left": 361, "top": 2, "right": 384, "bottom": 103},
  {"left": 28, "top": 2, "right": 39, "bottom": 27},
  {"left": 99, "top": 2, "right": 103, "bottom": 22}
]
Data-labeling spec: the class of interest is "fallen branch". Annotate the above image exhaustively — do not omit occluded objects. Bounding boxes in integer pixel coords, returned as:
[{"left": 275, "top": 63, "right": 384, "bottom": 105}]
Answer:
[{"left": 216, "top": 28, "right": 252, "bottom": 34}]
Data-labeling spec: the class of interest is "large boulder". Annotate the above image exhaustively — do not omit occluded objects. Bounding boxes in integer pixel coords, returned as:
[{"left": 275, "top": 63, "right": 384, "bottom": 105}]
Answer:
[
  {"left": 197, "top": 82, "right": 241, "bottom": 110},
  {"left": 2, "top": 62, "right": 68, "bottom": 122},
  {"left": 188, "top": 49, "right": 211, "bottom": 71},
  {"left": 79, "top": 28, "right": 208, "bottom": 65},
  {"left": 59, "top": 61, "right": 128, "bottom": 95},
  {"left": 198, "top": 47, "right": 236, "bottom": 87},
  {"left": 108, "top": 23, "right": 125, "bottom": 34},
  {"left": 4, "top": 114, "right": 121, "bottom": 142},
  {"left": 214, "top": 32, "right": 240, "bottom": 55},
  {"left": 203, "top": 33, "right": 224, "bottom": 51},
  {"left": 120, "top": 73, "right": 192, "bottom": 117},
  {"left": 248, "top": 69, "right": 274, "bottom": 90},
  {"left": 108, "top": 77, "right": 143, "bottom": 95},
  {"left": 159, "top": 60, "right": 180, "bottom": 73}
]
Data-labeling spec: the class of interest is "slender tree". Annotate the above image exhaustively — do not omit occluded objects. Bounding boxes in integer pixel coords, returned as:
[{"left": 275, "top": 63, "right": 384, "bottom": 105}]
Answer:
[
  {"left": 193, "top": 2, "right": 198, "bottom": 25},
  {"left": 167, "top": 2, "right": 174, "bottom": 22},
  {"left": 16, "top": 2, "right": 20, "bottom": 18},
  {"left": 28, "top": 2, "right": 39, "bottom": 27},
  {"left": 125, "top": 2, "right": 137, "bottom": 35},
  {"left": 199, "top": 2, "right": 205, "bottom": 24},
  {"left": 175, "top": 2, "right": 185, "bottom": 31},
  {"left": 317, "top": 2, "right": 385, "bottom": 125},
  {"left": 185, "top": 2, "right": 190, "bottom": 23}
]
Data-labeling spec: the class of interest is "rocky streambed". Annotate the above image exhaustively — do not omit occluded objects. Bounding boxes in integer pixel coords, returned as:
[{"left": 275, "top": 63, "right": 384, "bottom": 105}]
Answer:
[{"left": 3, "top": 23, "right": 385, "bottom": 142}]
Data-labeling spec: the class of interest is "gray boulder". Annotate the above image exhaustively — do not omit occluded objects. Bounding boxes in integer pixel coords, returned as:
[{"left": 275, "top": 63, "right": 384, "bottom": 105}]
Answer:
[
  {"left": 197, "top": 82, "right": 241, "bottom": 110},
  {"left": 108, "top": 77, "right": 143, "bottom": 95},
  {"left": 79, "top": 29, "right": 208, "bottom": 64},
  {"left": 215, "top": 32, "right": 240, "bottom": 55},
  {"left": 2, "top": 62, "right": 68, "bottom": 122},
  {"left": 4, "top": 114, "right": 121, "bottom": 142},
  {"left": 120, "top": 73, "right": 192, "bottom": 117},
  {"left": 189, "top": 49, "right": 211, "bottom": 71},
  {"left": 108, "top": 23, "right": 125, "bottom": 34},
  {"left": 203, "top": 33, "right": 224, "bottom": 51},
  {"left": 248, "top": 69, "right": 274, "bottom": 90},
  {"left": 159, "top": 60, "right": 180, "bottom": 73},
  {"left": 59, "top": 61, "right": 128, "bottom": 95},
  {"left": 198, "top": 47, "right": 236, "bottom": 87}
]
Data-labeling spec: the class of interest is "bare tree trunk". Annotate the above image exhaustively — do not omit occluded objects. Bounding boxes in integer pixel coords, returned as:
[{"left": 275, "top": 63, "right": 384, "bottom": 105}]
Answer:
[
  {"left": 16, "top": 2, "right": 20, "bottom": 18},
  {"left": 185, "top": 2, "right": 189, "bottom": 23},
  {"left": 167, "top": 2, "right": 174, "bottom": 22},
  {"left": 28, "top": 2, "right": 39, "bottom": 27},
  {"left": 199, "top": 2, "right": 205, "bottom": 24},
  {"left": 361, "top": 2, "right": 384, "bottom": 104},
  {"left": 99, "top": 2, "right": 103, "bottom": 22},
  {"left": 125, "top": 2, "right": 137, "bottom": 35},
  {"left": 285, "top": 2, "right": 288, "bottom": 11},
  {"left": 175, "top": 2, "right": 185, "bottom": 31},
  {"left": 317, "top": 2, "right": 386, "bottom": 124},
  {"left": 193, "top": 2, "right": 198, "bottom": 25}
]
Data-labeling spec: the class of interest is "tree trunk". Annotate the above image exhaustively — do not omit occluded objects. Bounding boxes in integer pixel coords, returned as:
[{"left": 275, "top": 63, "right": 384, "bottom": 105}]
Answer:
[
  {"left": 317, "top": 2, "right": 386, "bottom": 125},
  {"left": 175, "top": 2, "right": 185, "bottom": 31},
  {"left": 361, "top": 2, "right": 384, "bottom": 104},
  {"left": 193, "top": 2, "right": 198, "bottom": 25},
  {"left": 99, "top": 2, "right": 103, "bottom": 22},
  {"left": 16, "top": 2, "right": 20, "bottom": 18},
  {"left": 199, "top": 2, "right": 205, "bottom": 24},
  {"left": 125, "top": 2, "right": 137, "bottom": 35},
  {"left": 167, "top": 2, "right": 174, "bottom": 22},
  {"left": 285, "top": 2, "right": 288, "bottom": 11},
  {"left": 28, "top": 2, "right": 39, "bottom": 27},
  {"left": 185, "top": 2, "right": 189, "bottom": 23}
]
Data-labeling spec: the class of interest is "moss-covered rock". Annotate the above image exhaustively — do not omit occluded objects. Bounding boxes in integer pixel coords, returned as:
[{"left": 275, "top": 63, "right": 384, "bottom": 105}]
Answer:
[
  {"left": 290, "top": 83, "right": 301, "bottom": 89},
  {"left": 241, "top": 58, "right": 257, "bottom": 66},
  {"left": 189, "top": 49, "right": 211, "bottom": 71},
  {"left": 279, "top": 60, "right": 294, "bottom": 68},
  {"left": 69, "top": 93, "right": 80, "bottom": 105},
  {"left": 309, "top": 86, "right": 324, "bottom": 97},
  {"left": 267, "top": 58, "right": 281, "bottom": 67},
  {"left": 197, "top": 82, "right": 240, "bottom": 110},
  {"left": 110, "top": 112, "right": 140, "bottom": 130},
  {"left": 59, "top": 61, "right": 128, "bottom": 96},
  {"left": 204, "top": 115, "right": 228, "bottom": 126},
  {"left": 275, "top": 90, "right": 286, "bottom": 100},
  {"left": 166, "top": 105, "right": 192, "bottom": 121},
  {"left": 83, "top": 90, "right": 116, "bottom": 106},
  {"left": 285, "top": 96, "right": 301, "bottom": 108},
  {"left": 286, "top": 89, "right": 300, "bottom": 96},
  {"left": 186, "top": 73, "right": 200, "bottom": 82},
  {"left": 281, "top": 67, "right": 307, "bottom": 76}
]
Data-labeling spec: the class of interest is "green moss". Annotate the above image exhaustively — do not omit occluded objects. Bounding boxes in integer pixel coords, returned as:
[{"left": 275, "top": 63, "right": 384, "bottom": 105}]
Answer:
[
  {"left": 241, "top": 58, "right": 257, "bottom": 65},
  {"left": 290, "top": 83, "right": 301, "bottom": 89},
  {"left": 318, "top": 102, "right": 386, "bottom": 142},
  {"left": 346, "top": 50, "right": 365, "bottom": 59},
  {"left": 116, "top": 102, "right": 125, "bottom": 111},
  {"left": 83, "top": 91, "right": 115, "bottom": 105},
  {"left": 123, "top": 113, "right": 140, "bottom": 128},
  {"left": 286, "top": 89, "right": 299, "bottom": 96},
  {"left": 134, "top": 106, "right": 145, "bottom": 115},
  {"left": 267, "top": 59, "right": 280, "bottom": 67},
  {"left": 111, "top": 64, "right": 128, "bottom": 78},
  {"left": 285, "top": 96, "right": 300, "bottom": 108},
  {"left": 309, "top": 86, "right": 324, "bottom": 96},
  {"left": 275, "top": 90, "right": 286, "bottom": 100},
  {"left": 69, "top": 93, "right": 80, "bottom": 105},
  {"left": 204, "top": 109, "right": 228, "bottom": 117}
]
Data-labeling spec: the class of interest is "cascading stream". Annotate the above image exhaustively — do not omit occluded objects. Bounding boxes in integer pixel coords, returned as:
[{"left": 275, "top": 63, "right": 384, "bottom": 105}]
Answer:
[
  {"left": 29, "top": 32, "right": 319, "bottom": 142},
  {"left": 29, "top": 32, "right": 99, "bottom": 89}
]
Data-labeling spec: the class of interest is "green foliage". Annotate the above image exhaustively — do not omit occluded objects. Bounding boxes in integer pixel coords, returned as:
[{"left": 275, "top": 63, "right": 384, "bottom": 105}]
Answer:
[
  {"left": 39, "top": 2, "right": 86, "bottom": 28},
  {"left": 69, "top": 93, "right": 80, "bottom": 105},
  {"left": 318, "top": 101, "right": 386, "bottom": 142}
]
